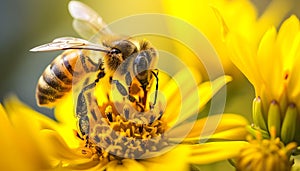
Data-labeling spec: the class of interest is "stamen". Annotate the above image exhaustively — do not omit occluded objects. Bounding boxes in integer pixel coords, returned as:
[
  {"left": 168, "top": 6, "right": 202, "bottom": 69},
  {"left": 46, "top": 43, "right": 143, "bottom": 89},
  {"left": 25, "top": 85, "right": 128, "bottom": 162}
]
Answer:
[
  {"left": 79, "top": 101, "right": 168, "bottom": 163},
  {"left": 237, "top": 132, "right": 297, "bottom": 171}
]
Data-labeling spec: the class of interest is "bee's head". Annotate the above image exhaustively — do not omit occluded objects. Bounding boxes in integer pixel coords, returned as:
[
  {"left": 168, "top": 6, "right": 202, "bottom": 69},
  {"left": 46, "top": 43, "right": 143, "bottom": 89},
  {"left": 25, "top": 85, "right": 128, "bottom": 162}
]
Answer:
[
  {"left": 108, "top": 39, "right": 158, "bottom": 86},
  {"left": 111, "top": 39, "right": 138, "bottom": 60}
]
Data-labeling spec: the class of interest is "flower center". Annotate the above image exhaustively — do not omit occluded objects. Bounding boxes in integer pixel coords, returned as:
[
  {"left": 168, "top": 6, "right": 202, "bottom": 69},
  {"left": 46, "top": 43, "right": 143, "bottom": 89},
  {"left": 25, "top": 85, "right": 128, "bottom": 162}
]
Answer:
[
  {"left": 77, "top": 101, "right": 169, "bottom": 164},
  {"left": 236, "top": 129, "right": 297, "bottom": 171}
]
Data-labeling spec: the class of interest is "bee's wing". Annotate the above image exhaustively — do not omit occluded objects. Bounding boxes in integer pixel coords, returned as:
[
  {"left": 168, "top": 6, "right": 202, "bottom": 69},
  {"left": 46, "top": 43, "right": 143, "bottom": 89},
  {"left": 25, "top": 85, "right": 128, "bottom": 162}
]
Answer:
[
  {"left": 68, "top": 1, "right": 113, "bottom": 40},
  {"left": 30, "top": 37, "right": 110, "bottom": 52}
]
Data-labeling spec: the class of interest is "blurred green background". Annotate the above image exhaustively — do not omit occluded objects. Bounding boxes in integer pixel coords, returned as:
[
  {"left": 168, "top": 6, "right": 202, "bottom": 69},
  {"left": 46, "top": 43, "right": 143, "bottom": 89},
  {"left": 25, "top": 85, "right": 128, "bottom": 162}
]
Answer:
[{"left": 1, "top": 0, "right": 74, "bottom": 115}]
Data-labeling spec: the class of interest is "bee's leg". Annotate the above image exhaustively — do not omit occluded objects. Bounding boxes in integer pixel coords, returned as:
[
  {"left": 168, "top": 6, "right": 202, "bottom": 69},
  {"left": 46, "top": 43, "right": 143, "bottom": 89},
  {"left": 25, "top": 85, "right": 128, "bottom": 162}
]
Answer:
[
  {"left": 80, "top": 53, "right": 103, "bottom": 72},
  {"left": 76, "top": 69, "right": 106, "bottom": 135},
  {"left": 74, "top": 130, "right": 90, "bottom": 148},
  {"left": 124, "top": 71, "right": 141, "bottom": 107},
  {"left": 125, "top": 71, "right": 132, "bottom": 86},
  {"left": 111, "top": 79, "right": 144, "bottom": 111},
  {"left": 76, "top": 82, "right": 97, "bottom": 117},
  {"left": 110, "top": 79, "right": 128, "bottom": 97},
  {"left": 150, "top": 70, "right": 159, "bottom": 109},
  {"left": 76, "top": 60, "right": 106, "bottom": 117},
  {"left": 128, "top": 94, "right": 144, "bottom": 112},
  {"left": 78, "top": 115, "right": 90, "bottom": 136},
  {"left": 124, "top": 72, "right": 144, "bottom": 110},
  {"left": 125, "top": 71, "right": 149, "bottom": 112},
  {"left": 75, "top": 82, "right": 97, "bottom": 136}
]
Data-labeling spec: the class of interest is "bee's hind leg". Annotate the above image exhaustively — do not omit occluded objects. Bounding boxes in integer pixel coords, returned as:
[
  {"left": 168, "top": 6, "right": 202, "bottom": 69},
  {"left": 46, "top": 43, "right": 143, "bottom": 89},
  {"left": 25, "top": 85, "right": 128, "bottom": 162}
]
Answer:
[
  {"left": 76, "top": 69, "right": 105, "bottom": 135},
  {"left": 76, "top": 82, "right": 97, "bottom": 118}
]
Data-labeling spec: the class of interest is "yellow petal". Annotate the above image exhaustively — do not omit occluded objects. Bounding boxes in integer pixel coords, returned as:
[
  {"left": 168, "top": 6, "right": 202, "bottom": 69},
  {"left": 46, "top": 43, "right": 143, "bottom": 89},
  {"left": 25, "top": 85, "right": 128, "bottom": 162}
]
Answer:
[
  {"left": 207, "top": 127, "right": 248, "bottom": 141},
  {"left": 107, "top": 159, "right": 146, "bottom": 171},
  {"left": 168, "top": 113, "right": 248, "bottom": 141},
  {"left": 164, "top": 75, "right": 232, "bottom": 127},
  {"left": 4, "top": 95, "right": 57, "bottom": 130},
  {"left": 160, "top": 68, "right": 199, "bottom": 126},
  {"left": 226, "top": 33, "right": 262, "bottom": 92},
  {"left": 282, "top": 16, "right": 300, "bottom": 104},
  {"left": 139, "top": 145, "right": 190, "bottom": 171},
  {"left": 198, "top": 75, "right": 232, "bottom": 109},
  {"left": 0, "top": 100, "right": 52, "bottom": 171},
  {"left": 257, "top": 0, "right": 294, "bottom": 36},
  {"left": 39, "top": 129, "right": 82, "bottom": 160},
  {"left": 288, "top": 50, "right": 300, "bottom": 104},
  {"left": 277, "top": 16, "right": 300, "bottom": 100},
  {"left": 190, "top": 141, "right": 248, "bottom": 164},
  {"left": 54, "top": 93, "right": 78, "bottom": 130},
  {"left": 0, "top": 104, "right": 32, "bottom": 171},
  {"left": 3, "top": 95, "right": 79, "bottom": 148},
  {"left": 64, "top": 157, "right": 104, "bottom": 171},
  {"left": 162, "top": 0, "right": 258, "bottom": 74},
  {"left": 276, "top": 15, "right": 300, "bottom": 65},
  {"left": 3, "top": 96, "right": 55, "bottom": 168},
  {"left": 257, "top": 26, "right": 285, "bottom": 100},
  {"left": 159, "top": 73, "right": 182, "bottom": 123},
  {"left": 0, "top": 104, "right": 14, "bottom": 136}
]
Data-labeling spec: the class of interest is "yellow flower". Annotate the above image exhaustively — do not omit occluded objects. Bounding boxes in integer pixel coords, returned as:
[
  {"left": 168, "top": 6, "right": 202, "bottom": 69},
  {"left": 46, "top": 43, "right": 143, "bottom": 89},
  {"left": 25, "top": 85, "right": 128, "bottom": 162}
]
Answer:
[
  {"left": 213, "top": 3, "right": 300, "bottom": 170},
  {"left": 223, "top": 14, "right": 300, "bottom": 145},
  {"left": 162, "top": 0, "right": 296, "bottom": 121},
  {"left": 162, "top": 0, "right": 294, "bottom": 76},
  {"left": 0, "top": 69, "right": 249, "bottom": 170},
  {"left": 0, "top": 96, "right": 54, "bottom": 171}
]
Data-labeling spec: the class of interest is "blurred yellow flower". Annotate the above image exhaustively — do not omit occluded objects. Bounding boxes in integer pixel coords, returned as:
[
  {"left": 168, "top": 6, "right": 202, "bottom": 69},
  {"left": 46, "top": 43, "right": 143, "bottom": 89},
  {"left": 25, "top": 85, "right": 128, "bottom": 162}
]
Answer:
[
  {"left": 162, "top": 0, "right": 294, "bottom": 77},
  {"left": 223, "top": 14, "right": 300, "bottom": 145},
  {"left": 0, "top": 69, "right": 249, "bottom": 171},
  {"left": 0, "top": 96, "right": 53, "bottom": 171},
  {"left": 236, "top": 128, "right": 297, "bottom": 171}
]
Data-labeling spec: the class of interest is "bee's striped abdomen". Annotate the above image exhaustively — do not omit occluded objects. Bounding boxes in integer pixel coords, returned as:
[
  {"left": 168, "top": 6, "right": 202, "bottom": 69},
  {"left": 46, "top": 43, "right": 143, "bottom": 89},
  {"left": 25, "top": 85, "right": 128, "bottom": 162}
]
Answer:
[{"left": 36, "top": 50, "right": 80, "bottom": 107}]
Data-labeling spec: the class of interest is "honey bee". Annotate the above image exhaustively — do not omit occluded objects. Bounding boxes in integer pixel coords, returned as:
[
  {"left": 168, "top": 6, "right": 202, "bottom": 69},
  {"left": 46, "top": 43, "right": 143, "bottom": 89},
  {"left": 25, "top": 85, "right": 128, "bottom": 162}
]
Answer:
[{"left": 31, "top": 1, "right": 159, "bottom": 135}]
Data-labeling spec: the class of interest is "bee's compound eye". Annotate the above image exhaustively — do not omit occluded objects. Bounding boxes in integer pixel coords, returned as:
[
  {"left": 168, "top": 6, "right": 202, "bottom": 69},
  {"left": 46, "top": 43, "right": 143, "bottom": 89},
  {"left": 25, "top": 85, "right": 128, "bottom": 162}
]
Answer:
[
  {"left": 110, "top": 48, "right": 121, "bottom": 54},
  {"left": 133, "top": 53, "right": 149, "bottom": 75}
]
